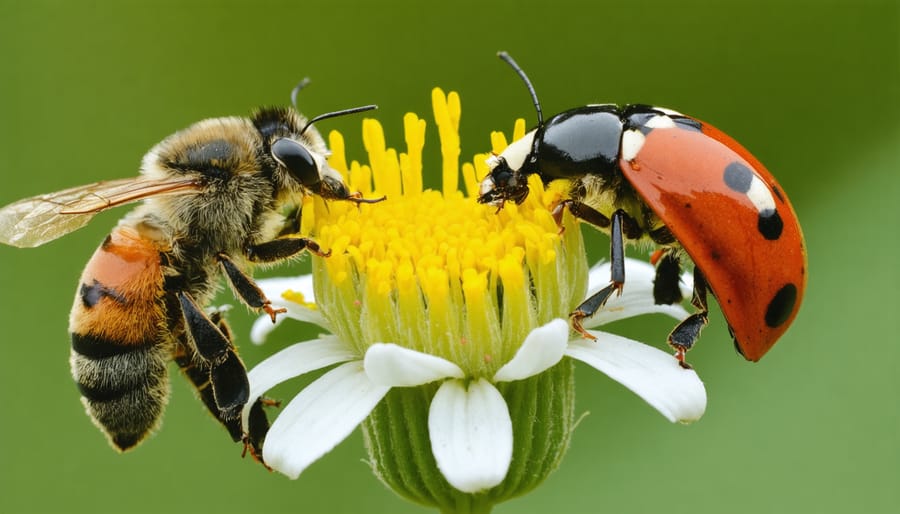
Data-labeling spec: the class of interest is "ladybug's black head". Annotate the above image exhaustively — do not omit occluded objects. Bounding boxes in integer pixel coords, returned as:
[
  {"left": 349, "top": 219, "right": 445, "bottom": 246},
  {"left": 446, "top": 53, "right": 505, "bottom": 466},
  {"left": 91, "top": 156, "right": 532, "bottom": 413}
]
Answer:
[
  {"left": 477, "top": 128, "right": 538, "bottom": 207},
  {"left": 479, "top": 52, "right": 545, "bottom": 209},
  {"left": 477, "top": 155, "right": 531, "bottom": 207}
]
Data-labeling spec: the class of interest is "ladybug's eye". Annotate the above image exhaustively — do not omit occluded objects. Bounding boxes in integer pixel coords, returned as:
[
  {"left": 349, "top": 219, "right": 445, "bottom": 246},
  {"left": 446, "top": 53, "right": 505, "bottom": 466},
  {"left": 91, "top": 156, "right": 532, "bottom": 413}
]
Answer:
[{"left": 271, "top": 138, "right": 320, "bottom": 187}]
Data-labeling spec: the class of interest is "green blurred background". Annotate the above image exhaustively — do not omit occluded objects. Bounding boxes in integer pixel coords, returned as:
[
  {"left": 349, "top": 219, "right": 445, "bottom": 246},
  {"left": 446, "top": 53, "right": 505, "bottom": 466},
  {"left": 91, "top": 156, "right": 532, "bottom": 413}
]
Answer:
[{"left": 0, "top": 1, "right": 897, "bottom": 513}]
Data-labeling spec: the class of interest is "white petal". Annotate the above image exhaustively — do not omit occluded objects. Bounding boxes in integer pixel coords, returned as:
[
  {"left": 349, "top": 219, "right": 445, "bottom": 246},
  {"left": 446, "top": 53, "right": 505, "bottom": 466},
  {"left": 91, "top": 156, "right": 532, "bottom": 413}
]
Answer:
[
  {"left": 582, "top": 258, "right": 692, "bottom": 328},
  {"left": 250, "top": 304, "right": 330, "bottom": 345},
  {"left": 565, "top": 333, "right": 706, "bottom": 423},
  {"left": 429, "top": 379, "right": 513, "bottom": 493},
  {"left": 493, "top": 319, "right": 569, "bottom": 382},
  {"left": 364, "top": 343, "right": 464, "bottom": 387},
  {"left": 263, "top": 361, "right": 390, "bottom": 479},
  {"left": 250, "top": 313, "right": 287, "bottom": 345},
  {"left": 242, "top": 336, "right": 357, "bottom": 429},
  {"left": 250, "top": 274, "right": 330, "bottom": 344},
  {"left": 256, "top": 275, "right": 316, "bottom": 304}
]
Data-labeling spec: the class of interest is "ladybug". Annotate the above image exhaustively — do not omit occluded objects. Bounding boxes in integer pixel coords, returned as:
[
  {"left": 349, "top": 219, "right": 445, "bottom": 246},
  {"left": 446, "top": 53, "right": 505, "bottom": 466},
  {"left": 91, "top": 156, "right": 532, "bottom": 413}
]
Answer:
[{"left": 478, "top": 52, "right": 807, "bottom": 365}]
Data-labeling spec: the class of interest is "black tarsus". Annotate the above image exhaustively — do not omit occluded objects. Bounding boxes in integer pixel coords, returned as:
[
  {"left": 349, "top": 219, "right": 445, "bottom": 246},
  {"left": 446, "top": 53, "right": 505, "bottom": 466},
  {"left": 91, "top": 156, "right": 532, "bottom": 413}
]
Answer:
[
  {"left": 667, "top": 267, "right": 710, "bottom": 369},
  {"left": 569, "top": 209, "right": 629, "bottom": 337}
]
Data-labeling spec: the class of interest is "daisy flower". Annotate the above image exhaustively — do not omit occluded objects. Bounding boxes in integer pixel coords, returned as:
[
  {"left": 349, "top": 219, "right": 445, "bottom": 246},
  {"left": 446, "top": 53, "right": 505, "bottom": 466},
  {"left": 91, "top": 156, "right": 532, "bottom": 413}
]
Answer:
[{"left": 243, "top": 89, "right": 706, "bottom": 513}]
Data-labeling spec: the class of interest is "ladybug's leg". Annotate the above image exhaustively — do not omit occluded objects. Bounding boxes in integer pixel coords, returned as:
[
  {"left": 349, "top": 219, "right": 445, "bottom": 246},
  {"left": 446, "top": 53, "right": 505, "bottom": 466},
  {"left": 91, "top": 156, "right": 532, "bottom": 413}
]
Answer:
[
  {"left": 569, "top": 208, "right": 629, "bottom": 338},
  {"left": 652, "top": 252, "right": 684, "bottom": 305},
  {"left": 667, "top": 267, "right": 709, "bottom": 369}
]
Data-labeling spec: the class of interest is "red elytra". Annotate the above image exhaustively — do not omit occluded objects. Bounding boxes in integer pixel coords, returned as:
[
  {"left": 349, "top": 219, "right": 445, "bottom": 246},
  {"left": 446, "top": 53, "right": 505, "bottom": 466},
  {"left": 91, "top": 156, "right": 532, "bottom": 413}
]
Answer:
[{"left": 622, "top": 121, "right": 807, "bottom": 361}]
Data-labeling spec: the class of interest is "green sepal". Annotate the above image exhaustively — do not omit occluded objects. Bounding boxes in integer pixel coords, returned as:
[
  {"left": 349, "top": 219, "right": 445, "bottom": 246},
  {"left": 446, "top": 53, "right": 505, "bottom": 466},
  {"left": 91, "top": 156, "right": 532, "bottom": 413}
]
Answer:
[{"left": 362, "top": 359, "right": 576, "bottom": 513}]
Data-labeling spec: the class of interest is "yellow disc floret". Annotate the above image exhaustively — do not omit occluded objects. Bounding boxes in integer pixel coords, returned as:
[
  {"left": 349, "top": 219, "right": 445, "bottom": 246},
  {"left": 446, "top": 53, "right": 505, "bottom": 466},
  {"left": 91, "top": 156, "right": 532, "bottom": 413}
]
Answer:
[{"left": 307, "top": 88, "right": 586, "bottom": 379}]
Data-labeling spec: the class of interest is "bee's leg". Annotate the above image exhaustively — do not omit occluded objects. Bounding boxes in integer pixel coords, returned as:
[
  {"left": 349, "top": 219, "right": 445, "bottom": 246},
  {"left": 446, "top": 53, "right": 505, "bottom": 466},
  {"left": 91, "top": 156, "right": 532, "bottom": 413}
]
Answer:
[
  {"left": 242, "top": 398, "right": 274, "bottom": 469},
  {"left": 173, "top": 342, "right": 240, "bottom": 438},
  {"left": 218, "top": 239, "right": 330, "bottom": 323},
  {"left": 246, "top": 237, "right": 331, "bottom": 261},
  {"left": 174, "top": 309, "right": 272, "bottom": 467},
  {"left": 566, "top": 208, "right": 639, "bottom": 338},
  {"left": 176, "top": 291, "right": 248, "bottom": 420},
  {"left": 667, "top": 267, "right": 709, "bottom": 369}
]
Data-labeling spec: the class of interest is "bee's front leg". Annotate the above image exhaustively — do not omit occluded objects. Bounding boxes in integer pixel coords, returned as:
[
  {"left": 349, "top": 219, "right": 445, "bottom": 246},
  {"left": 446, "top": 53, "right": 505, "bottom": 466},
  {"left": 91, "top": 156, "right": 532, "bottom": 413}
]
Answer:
[{"left": 216, "top": 239, "right": 329, "bottom": 323}]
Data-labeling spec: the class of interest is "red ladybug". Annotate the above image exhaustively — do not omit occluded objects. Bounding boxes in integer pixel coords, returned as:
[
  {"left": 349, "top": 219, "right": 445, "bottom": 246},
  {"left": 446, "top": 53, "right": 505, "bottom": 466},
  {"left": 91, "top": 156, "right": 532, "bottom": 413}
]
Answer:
[{"left": 479, "top": 52, "right": 807, "bottom": 365}]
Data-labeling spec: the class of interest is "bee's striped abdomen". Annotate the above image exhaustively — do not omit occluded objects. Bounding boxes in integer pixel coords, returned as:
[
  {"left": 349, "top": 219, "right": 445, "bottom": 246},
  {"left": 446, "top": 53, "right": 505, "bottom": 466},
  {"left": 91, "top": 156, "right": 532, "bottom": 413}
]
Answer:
[{"left": 69, "top": 227, "right": 170, "bottom": 451}]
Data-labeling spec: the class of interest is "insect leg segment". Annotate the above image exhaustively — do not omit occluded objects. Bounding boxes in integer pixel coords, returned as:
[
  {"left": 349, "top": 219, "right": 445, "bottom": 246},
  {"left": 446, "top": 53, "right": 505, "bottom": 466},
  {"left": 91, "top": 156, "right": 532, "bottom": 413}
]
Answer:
[
  {"left": 652, "top": 251, "right": 684, "bottom": 305},
  {"left": 173, "top": 342, "right": 237, "bottom": 437},
  {"left": 217, "top": 252, "right": 288, "bottom": 322},
  {"left": 245, "top": 237, "right": 331, "bottom": 261},
  {"left": 174, "top": 309, "right": 272, "bottom": 466},
  {"left": 176, "top": 291, "right": 249, "bottom": 419},
  {"left": 667, "top": 267, "right": 710, "bottom": 369},
  {"left": 569, "top": 209, "right": 631, "bottom": 338},
  {"left": 174, "top": 309, "right": 243, "bottom": 440},
  {"left": 242, "top": 398, "right": 273, "bottom": 469}
]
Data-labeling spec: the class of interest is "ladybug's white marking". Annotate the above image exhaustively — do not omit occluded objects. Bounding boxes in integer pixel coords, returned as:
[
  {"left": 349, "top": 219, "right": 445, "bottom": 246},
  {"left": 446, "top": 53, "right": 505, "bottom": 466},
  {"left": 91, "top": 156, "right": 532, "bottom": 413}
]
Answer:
[
  {"left": 654, "top": 107, "right": 685, "bottom": 117},
  {"left": 645, "top": 114, "right": 676, "bottom": 130},
  {"left": 481, "top": 130, "right": 537, "bottom": 202},
  {"left": 496, "top": 130, "right": 536, "bottom": 172},
  {"left": 746, "top": 176, "right": 776, "bottom": 214},
  {"left": 621, "top": 129, "right": 645, "bottom": 162}
]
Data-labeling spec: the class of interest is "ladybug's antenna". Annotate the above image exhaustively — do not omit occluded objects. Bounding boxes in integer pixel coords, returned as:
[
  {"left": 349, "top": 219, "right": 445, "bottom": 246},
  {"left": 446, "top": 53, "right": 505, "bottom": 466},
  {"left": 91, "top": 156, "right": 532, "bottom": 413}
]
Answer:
[
  {"left": 300, "top": 104, "right": 378, "bottom": 135},
  {"left": 498, "top": 51, "right": 543, "bottom": 127},
  {"left": 290, "top": 77, "right": 312, "bottom": 109}
]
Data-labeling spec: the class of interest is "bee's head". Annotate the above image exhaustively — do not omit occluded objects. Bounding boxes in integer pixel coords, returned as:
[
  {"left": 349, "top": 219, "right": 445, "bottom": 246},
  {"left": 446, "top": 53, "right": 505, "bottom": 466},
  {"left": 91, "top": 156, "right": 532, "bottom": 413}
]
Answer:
[
  {"left": 258, "top": 94, "right": 382, "bottom": 204},
  {"left": 269, "top": 136, "right": 335, "bottom": 194}
]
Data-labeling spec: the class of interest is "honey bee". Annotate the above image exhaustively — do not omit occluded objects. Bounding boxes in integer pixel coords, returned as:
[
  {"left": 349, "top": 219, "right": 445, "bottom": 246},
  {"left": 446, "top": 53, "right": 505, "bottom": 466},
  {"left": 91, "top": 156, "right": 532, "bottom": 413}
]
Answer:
[{"left": 0, "top": 83, "right": 382, "bottom": 461}]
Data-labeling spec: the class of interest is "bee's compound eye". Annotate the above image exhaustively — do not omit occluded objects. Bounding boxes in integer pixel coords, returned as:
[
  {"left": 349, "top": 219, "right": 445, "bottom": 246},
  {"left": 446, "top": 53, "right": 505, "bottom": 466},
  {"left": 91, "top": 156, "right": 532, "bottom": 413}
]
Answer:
[{"left": 272, "top": 138, "right": 319, "bottom": 187}]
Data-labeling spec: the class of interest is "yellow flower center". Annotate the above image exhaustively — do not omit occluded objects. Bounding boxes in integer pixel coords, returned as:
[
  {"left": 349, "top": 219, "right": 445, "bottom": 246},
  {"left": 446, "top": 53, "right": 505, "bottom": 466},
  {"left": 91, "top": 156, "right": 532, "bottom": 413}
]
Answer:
[{"left": 302, "top": 88, "right": 587, "bottom": 378}]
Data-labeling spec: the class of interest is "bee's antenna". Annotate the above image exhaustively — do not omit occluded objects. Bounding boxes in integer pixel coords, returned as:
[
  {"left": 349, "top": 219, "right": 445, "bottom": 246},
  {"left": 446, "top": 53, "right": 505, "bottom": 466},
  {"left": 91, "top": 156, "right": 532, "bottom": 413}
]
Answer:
[
  {"left": 497, "top": 51, "right": 543, "bottom": 127},
  {"left": 300, "top": 105, "right": 378, "bottom": 135},
  {"left": 290, "top": 77, "right": 312, "bottom": 109}
]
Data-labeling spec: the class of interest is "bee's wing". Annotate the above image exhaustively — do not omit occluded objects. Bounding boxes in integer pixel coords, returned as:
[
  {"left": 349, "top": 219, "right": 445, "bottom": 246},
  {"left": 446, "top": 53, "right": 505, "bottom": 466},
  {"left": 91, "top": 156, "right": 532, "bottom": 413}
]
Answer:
[{"left": 0, "top": 176, "right": 202, "bottom": 248}]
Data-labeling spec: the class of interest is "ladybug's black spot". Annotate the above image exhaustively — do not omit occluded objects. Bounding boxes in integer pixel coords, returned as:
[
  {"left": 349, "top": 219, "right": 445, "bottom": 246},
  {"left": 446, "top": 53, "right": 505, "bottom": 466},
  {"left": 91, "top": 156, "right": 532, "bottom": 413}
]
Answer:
[
  {"left": 723, "top": 162, "right": 753, "bottom": 194},
  {"left": 765, "top": 284, "right": 797, "bottom": 328},
  {"left": 80, "top": 280, "right": 127, "bottom": 308},
  {"left": 757, "top": 209, "right": 784, "bottom": 240}
]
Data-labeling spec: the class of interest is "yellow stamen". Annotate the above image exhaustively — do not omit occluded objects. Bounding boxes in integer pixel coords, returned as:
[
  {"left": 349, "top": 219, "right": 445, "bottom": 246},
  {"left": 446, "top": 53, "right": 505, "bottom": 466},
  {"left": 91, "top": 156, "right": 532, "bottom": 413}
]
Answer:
[
  {"left": 307, "top": 89, "right": 586, "bottom": 378},
  {"left": 280, "top": 289, "right": 317, "bottom": 310}
]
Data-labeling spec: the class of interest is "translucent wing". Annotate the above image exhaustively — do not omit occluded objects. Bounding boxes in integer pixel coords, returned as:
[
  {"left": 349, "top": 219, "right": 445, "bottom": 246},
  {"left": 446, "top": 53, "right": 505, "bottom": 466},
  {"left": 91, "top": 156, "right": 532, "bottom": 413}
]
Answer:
[{"left": 0, "top": 176, "right": 202, "bottom": 248}]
